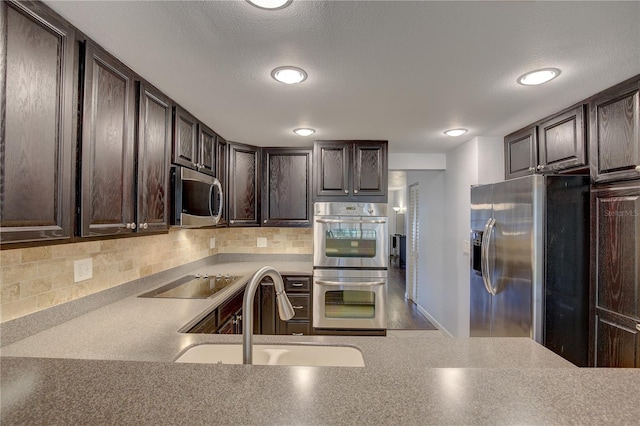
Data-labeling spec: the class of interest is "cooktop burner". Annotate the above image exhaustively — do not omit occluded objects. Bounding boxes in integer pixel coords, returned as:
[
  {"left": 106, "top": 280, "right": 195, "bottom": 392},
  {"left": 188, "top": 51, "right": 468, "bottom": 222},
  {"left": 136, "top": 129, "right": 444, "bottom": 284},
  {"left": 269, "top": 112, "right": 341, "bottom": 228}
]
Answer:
[{"left": 139, "top": 274, "right": 241, "bottom": 299}]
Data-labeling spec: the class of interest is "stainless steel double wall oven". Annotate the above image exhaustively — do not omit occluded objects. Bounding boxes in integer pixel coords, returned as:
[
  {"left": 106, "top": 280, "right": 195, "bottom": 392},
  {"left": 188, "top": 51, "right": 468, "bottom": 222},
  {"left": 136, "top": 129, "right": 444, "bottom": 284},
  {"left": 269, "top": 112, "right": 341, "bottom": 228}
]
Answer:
[{"left": 313, "top": 202, "right": 388, "bottom": 332}]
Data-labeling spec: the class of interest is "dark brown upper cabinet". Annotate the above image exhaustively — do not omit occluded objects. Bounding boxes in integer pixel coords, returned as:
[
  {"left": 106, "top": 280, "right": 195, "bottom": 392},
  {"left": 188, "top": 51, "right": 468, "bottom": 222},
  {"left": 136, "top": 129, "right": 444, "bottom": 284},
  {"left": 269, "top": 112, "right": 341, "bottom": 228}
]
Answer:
[
  {"left": 0, "top": 1, "right": 77, "bottom": 245},
  {"left": 313, "top": 140, "right": 388, "bottom": 203},
  {"left": 80, "top": 42, "right": 137, "bottom": 237},
  {"left": 591, "top": 181, "right": 640, "bottom": 367},
  {"left": 172, "top": 105, "right": 198, "bottom": 170},
  {"left": 198, "top": 123, "right": 217, "bottom": 176},
  {"left": 589, "top": 75, "right": 640, "bottom": 183},
  {"left": 136, "top": 82, "right": 172, "bottom": 233},
  {"left": 538, "top": 105, "right": 586, "bottom": 173},
  {"left": 171, "top": 105, "right": 217, "bottom": 176},
  {"left": 261, "top": 148, "right": 312, "bottom": 227},
  {"left": 228, "top": 142, "right": 260, "bottom": 227},
  {"left": 505, "top": 105, "right": 588, "bottom": 180}
]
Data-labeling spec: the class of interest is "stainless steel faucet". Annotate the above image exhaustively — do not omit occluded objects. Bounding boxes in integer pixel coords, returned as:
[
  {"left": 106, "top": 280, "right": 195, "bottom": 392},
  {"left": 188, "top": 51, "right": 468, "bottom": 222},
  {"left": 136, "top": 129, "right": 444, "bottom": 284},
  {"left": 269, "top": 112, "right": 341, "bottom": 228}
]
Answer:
[{"left": 242, "top": 266, "right": 295, "bottom": 364}]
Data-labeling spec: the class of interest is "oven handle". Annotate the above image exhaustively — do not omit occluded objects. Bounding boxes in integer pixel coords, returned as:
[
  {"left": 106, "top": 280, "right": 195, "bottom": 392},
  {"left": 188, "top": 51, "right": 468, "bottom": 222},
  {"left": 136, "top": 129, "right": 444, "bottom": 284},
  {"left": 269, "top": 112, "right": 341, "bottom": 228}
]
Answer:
[
  {"left": 316, "top": 280, "right": 385, "bottom": 287},
  {"left": 315, "top": 219, "right": 387, "bottom": 224}
]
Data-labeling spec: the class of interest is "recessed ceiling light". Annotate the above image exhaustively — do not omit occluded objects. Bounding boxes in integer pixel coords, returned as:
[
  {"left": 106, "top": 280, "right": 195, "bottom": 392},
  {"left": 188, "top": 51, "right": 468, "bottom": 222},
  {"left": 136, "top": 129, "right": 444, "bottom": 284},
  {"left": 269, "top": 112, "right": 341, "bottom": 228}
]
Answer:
[
  {"left": 517, "top": 68, "right": 561, "bottom": 86},
  {"left": 444, "top": 128, "right": 468, "bottom": 137},
  {"left": 271, "top": 66, "right": 307, "bottom": 84},
  {"left": 293, "top": 128, "right": 315, "bottom": 136},
  {"left": 247, "top": 0, "right": 292, "bottom": 10}
]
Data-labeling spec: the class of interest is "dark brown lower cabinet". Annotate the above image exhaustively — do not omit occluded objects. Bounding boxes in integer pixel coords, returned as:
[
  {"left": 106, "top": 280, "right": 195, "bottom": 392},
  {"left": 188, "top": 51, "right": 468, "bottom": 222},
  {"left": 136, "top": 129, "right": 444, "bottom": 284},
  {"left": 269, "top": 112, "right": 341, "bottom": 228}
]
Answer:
[
  {"left": 591, "top": 181, "right": 640, "bottom": 367},
  {"left": 260, "top": 275, "right": 313, "bottom": 336},
  {"left": 187, "top": 287, "right": 259, "bottom": 335},
  {"left": 1, "top": 0, "right": 76, "bottom": 244}
]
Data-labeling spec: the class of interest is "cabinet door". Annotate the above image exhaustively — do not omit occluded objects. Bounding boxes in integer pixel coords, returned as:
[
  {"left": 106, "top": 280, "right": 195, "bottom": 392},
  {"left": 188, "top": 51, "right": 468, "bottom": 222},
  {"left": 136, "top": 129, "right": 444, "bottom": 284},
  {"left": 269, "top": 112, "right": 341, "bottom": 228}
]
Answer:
[
  {"left": 592, "top": 182, "right": 640, "bottom": 367},
  {"left": 136, "top": 82, "right": 171, "bottom": 234},
  {"left": 198, "top": 123, "right": 216, "bottom": 176},
  {"left": 589, "top": 76, "right": 640, "bottom": 183},
  {"left": 80, "top": 42, "right": 136, "bottom": 237},
  {"left": 595, "top": 310, "right": 640, "bottom": 368},
  {"left": 216, "top": 136, "right": 228, "bottom": 226},
  {"left": 262, "top": 148, "right": 312, "bottom": 227},
  {"left": 260, "top": 282, "right": 277, "bottom": 335},
  {"left": 504, "top": 126, "right": 536, "bottom": 180},
  {"left": 228, "top": 143, "right": 260, "bottom": 227},
  {"left": 314, "top": 141, "right": 349, "bottom": 198},
  {"left": 353, "top": 142, "right": 387, "bottom": 198},
  {"left": 1, "top": 1, "right": 76, "bottom": 244},
  {"left": 538, "top": 105, "right": 587, "bottom": 172},
  {"left": 593, "top": 183, "right": 640, "bottom": 320},
  {"left": 172, "top": 105, "right": 198, "bottom": 169}
]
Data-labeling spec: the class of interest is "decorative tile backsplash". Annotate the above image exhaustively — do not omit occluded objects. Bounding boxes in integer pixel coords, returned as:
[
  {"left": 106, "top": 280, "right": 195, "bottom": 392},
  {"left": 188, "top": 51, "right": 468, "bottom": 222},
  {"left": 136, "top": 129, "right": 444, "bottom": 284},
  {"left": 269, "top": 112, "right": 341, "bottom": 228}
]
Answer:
[{"left": 0, "top": 227, "right": 312, "bottom": 322}]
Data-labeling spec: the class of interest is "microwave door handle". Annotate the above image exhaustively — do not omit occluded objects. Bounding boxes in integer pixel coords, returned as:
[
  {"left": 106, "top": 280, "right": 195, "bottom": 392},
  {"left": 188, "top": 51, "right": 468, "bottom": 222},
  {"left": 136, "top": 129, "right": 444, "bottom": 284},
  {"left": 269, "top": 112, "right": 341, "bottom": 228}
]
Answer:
[
  {"left": 315, "top": 219, "right": 387, "bottom": 224},
  {"left": 316, "top": 280, "right": 385, "bottom": 287},
  {"left": 210, "top": 179, "right": 223, "bottom": 223}
]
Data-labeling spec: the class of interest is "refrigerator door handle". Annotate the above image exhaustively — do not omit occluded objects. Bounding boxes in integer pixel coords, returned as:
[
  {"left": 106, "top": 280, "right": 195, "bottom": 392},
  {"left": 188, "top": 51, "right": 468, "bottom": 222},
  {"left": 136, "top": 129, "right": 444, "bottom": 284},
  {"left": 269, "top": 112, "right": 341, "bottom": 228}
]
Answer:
[{"left": 481, "top": 218, "right": 497, "bottom": 296}]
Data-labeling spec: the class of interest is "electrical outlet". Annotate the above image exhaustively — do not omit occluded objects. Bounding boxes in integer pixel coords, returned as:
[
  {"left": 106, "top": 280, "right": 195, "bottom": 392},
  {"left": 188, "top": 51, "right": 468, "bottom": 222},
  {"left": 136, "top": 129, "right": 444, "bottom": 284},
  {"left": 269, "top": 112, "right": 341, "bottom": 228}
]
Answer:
[
  {"left": 74, "top": 258, "right": 93, "bottom": 282},
  {"left": 257, "top": 237, "right": 267, "bottom": 248},
  {"left": 209, "top": 237, "right": 216, "bottom": 249}
]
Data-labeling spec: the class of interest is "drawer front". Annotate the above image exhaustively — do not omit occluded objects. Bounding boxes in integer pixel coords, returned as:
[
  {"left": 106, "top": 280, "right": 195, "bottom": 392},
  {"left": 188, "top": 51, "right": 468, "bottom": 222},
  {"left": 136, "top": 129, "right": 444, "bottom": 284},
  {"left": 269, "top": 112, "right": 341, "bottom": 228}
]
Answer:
[
  {"left": 288, "top": 294, "right": 310, "bottom": 320},
  {"left": 284, "top": 276, "right": 311, "bottom": 293},
  {"left": 281, "top": 321, "right": 311, "bottom": 336}
]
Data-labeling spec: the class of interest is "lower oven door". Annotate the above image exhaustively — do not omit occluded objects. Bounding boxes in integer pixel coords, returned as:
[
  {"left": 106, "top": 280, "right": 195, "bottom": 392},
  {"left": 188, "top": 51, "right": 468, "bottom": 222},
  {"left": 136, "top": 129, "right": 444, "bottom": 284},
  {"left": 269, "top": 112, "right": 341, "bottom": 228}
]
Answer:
[{"left": 313, "top": 269, "right": 387, "bottom": 330}]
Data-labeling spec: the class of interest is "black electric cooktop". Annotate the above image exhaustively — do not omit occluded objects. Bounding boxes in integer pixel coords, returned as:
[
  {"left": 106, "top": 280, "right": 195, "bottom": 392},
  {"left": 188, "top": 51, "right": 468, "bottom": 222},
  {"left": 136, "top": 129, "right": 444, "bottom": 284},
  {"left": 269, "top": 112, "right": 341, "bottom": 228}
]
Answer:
[{"left": 138, "top": 274, "right": 241, "bottom": 299}]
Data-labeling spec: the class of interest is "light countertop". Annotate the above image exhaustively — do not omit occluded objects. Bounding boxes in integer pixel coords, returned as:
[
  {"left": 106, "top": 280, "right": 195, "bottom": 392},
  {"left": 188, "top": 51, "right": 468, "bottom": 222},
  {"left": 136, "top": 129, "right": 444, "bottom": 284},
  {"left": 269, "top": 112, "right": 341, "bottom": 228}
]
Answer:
[{"left": 2, "top": 260, "right": 640, "bottom": 424}]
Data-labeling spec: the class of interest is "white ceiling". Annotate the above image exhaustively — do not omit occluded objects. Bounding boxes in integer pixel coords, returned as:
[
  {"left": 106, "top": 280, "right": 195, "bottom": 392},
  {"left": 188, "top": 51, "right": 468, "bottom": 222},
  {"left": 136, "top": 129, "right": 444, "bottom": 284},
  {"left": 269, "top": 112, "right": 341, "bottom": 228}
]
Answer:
[{"left": 44, "top": 0, "right": 640, "bottom": 154}]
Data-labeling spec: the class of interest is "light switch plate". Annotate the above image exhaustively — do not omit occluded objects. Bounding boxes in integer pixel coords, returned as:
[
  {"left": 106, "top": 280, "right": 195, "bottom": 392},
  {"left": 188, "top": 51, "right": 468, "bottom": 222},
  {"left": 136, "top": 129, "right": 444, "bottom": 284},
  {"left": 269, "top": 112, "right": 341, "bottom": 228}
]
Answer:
[
  {"left": 209, "top": 237, "right": 216, "bottom": 249},
  {"left": 257, "top": 237, "right": 267, "bottom": 248},
  {"left": 462, "top": 240, "right": 470, "bottom": 255},
  {"left": 74, "top": 258, "right": 93, "bottom": 282}
]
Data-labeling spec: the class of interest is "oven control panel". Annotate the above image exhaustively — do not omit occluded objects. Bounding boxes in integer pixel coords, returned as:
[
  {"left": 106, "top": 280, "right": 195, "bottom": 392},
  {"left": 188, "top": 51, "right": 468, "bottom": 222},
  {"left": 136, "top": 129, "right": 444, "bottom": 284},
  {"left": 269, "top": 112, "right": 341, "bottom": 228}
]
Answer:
[{"left": 314, "top": 202, "right": 387, "bottom": 217}]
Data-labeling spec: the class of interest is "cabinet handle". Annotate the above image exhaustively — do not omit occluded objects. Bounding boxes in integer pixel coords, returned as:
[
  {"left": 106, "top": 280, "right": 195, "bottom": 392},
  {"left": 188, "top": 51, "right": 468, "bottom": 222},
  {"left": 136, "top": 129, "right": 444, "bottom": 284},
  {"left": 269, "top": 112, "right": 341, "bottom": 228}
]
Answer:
[
  {"left": 264, "top": 220, "right": 267, "bottom": 223},
  {"left": 636, "top": 324, "right": 640, "bottom": 332},
  {"left": 528, "top": 167, "right": 536, "bottom": 172},
  {"left": 354, "top": 189, "right": 359, "bottom": 194},
  {"left": 292, "top": 333, "right": 304, "bottom": 336},
  {"left": 344, "top": 190, "right": 349, "bottom": 194},
  {"left": 291, "top": 283, "right": 304, "bottom": 287},
  {"left": 126, "top": 222, "right": 137, "bottom": 230},
  {"left": 292, "top": 305, "right": 304, "bottom": 310},
  {"left": 537, "top": 165, "right": 545, "bottom": 171},
  {"left": 230, "top": 220, "right": 235, "bottom": 224},
  {"left": 635, "top": 165, "right": 640, "bottom": 172},
  {"left": 139, "top": 223, "right": 148, "bottom": 230}
]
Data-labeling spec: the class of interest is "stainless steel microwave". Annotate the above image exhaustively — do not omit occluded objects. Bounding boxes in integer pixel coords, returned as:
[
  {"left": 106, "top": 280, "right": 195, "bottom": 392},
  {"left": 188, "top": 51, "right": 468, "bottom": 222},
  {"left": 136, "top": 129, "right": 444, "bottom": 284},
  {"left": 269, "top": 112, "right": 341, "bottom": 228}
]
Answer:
[{"left": 171, "top": 166, "right": 223, "bottom": 228}]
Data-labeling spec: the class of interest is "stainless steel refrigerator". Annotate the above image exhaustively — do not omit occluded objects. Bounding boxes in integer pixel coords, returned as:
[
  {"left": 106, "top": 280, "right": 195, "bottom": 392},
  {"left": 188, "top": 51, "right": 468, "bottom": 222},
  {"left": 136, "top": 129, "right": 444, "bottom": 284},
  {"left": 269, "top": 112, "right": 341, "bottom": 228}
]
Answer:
[{"left": 470, "top": 174, "right": 590, "bottom": 366}]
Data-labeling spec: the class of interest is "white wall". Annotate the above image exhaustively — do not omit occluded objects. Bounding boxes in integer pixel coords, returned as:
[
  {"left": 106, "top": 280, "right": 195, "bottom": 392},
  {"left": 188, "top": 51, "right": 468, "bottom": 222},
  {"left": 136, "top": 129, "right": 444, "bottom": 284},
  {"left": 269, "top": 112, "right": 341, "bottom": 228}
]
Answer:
[
  {"left": 405, "top": 171, "right": 445, "bottom": 327},
  {"left": 402, "top": 136, "right": 503, "bottom": 337}
]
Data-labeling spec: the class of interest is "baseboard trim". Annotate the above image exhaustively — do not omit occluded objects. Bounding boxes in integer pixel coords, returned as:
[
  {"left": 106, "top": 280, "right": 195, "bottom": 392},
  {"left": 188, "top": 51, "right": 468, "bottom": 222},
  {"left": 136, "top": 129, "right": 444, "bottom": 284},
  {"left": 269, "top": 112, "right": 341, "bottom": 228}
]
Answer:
[{"left": 415, "top": 304, "right": 453, "bottom": 337}]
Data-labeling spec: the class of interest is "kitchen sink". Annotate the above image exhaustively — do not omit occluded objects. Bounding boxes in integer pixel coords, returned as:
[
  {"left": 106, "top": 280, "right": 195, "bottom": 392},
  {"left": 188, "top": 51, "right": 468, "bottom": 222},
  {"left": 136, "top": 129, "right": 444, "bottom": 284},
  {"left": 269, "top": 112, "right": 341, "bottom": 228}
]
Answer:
[
  {"left": 174, "top": 344, "right": 365, "bottom": 367},
  {"left": 138, "top": 274, "right": 241, "bottom": 299}
]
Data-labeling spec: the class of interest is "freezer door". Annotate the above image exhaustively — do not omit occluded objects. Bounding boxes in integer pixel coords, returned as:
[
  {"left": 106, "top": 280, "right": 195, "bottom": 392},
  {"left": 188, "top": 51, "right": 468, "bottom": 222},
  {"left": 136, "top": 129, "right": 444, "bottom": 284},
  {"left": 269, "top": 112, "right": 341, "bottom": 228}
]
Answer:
[
  {"left": 470, "top": 184, "right": 494, "bottom": 337},
  {"left": 490, "top": 176, "right": 539, "bottom": 338}
]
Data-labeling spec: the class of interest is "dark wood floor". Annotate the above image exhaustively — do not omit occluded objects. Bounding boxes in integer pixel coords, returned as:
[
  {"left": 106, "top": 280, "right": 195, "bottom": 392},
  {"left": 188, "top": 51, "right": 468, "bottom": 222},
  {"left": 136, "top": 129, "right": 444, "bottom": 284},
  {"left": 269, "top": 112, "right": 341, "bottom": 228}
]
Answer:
[{"left": 386, "top": 266, "right": 437, "bottom": 330}]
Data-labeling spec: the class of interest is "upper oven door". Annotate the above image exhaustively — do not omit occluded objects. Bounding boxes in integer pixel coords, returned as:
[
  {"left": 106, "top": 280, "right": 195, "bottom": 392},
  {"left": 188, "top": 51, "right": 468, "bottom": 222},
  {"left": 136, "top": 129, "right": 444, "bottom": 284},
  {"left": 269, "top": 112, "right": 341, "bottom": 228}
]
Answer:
[{"left": 313, "top": 203, "right": 388, "bottom": 269}]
